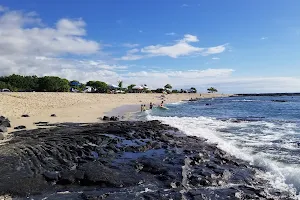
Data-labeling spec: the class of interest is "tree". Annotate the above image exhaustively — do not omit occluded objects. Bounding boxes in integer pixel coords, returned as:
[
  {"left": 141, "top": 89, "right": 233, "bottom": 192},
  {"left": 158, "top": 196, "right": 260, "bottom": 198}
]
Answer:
[
  {"left": 86, "top": 81, "right": 108, "bottom": 93},
  {"left": 164, "top": 84, "right": 172, "bottom": 90},
  {"left": 0, "top": 81, "right": 8, "bottom": 89},
  {"left": 127, "top": 84, "right": 136, "bottom": 93},
  {"left": 207, "top": 87, "right": 218, "bottom": 93},
  {"left": 155, "top": 88, "right": 164, "bottom": 93},
  {"left": 94, "top": 81, "right": 108, "bottom": 93},
  {"left": 86, "top": 81, "right": 95, "bottom": 87},
  {"left": 118, "top": 80, "right": 123, "bottom": 90},
  {"left": 37, "top": 76, "right": 70, "bottom": 92},
  {"left": 190, "top": 87, "right": 197, "bottom": 93}
]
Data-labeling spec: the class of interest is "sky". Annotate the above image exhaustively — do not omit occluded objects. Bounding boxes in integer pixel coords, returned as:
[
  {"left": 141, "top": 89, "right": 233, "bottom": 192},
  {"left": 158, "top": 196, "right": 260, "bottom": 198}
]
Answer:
[{"left": 0, "top": 0, "right": 299, "bottom": 93}]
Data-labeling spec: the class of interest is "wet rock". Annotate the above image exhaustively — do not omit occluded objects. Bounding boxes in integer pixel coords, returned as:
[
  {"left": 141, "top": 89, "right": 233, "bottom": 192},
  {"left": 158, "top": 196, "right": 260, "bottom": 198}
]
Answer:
[
  {"left": 272, "top": 100, "right": 287, "bottom": 102},
  {"left": 0, "top": 116, "right": 11, "bottom": 128},
  {"left": 57, "top": 171, "right": 76, "bottom": 185},
  {"left": 110, "top": 116, "right": 119, "bottom": 121},
  {"left": 102, "top": 116, "right": 110, "bottom": 121},
  {"left": 34, "top": 122, "right": 49, "bottom": 126},
  {"left": 14, "top": 125, "right": 26, "bottom": 130},
  {"left": 43, "top": 171, "right": 60, "bottom": 181}
]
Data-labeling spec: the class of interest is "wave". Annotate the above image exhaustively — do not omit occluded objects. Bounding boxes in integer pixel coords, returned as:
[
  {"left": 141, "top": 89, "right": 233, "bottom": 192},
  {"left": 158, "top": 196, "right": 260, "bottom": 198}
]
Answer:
[
  {"left": 231, "top": 99, "right": 262, "bottom": 102},
  {"left": 146, "top": 114, "right": 300, "bottom": 197}
]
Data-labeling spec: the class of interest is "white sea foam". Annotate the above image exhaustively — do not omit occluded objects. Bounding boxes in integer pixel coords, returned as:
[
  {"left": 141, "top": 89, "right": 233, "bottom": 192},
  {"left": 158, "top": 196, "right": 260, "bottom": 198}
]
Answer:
[
  {"left": 146, "top": 114, "right": 300, "bottom": 198},
  {"left": 169, "top": 101, "right": 185, "bottom": 105}
]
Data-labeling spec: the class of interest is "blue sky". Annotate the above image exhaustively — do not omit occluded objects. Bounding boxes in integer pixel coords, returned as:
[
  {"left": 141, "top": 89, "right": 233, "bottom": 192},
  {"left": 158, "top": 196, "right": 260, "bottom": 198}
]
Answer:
[{"left": 0, "top": 0, "right": 300, "bottom": 93}]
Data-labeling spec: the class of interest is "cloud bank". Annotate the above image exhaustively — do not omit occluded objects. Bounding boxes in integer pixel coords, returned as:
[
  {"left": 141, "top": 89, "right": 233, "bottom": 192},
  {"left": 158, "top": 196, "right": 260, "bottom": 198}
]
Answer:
[
  {"left": 119, "top": 34, "right": 227, "bottom": 60},
  {"left": 0, "top": 5, "right": 300, "bottom": 93}
]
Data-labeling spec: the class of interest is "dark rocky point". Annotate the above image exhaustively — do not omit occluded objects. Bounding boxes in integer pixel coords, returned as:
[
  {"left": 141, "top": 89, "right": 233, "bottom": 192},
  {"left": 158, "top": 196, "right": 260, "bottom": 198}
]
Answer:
[
  {"left": 21, "top": 114, "right": 30, "bottom": 118},
  {"left": 0, "top": 121, "right": 296, "bottom": 199}
]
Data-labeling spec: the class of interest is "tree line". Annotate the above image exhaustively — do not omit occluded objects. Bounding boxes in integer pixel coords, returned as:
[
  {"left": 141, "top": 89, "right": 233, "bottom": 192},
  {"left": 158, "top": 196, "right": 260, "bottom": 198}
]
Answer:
[{"left": 0, "top": 74, "right": 217, "bottom": 93}]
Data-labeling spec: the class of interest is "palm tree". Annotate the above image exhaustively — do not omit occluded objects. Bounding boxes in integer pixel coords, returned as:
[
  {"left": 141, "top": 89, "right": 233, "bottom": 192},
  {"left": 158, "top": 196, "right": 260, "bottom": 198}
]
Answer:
[
  {"left": 118, "top": 80, "right": 123, "bottom": 90},
  {"left": 127, "top": 84, "right": 136, "bottom": 93}
]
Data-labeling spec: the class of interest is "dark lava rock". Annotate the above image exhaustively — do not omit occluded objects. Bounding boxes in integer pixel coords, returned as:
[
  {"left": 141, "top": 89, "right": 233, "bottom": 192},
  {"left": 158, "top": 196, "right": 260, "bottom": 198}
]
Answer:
[
  {"left": 0, "top": 121, "right": 296, "bottom": 200},
  {"left": 21, "top": 114, "right": 30, "bottom": 117},
  {"left": 0, "top": 116, "right": 11, "bottom": 127},
  {"left": 102, "top": 116, "right": 110, "bottom": 121},
  {"left": 272, "top": 100, "right": 287, "bottom": 102},
  {"left": 43, "top": 171, "right": 60, "bottom": 181},
  {"left": 34, "top": 122, "right": 49, "bottom": 126},
  {"left": 0, "top": 126, "right": 7, "bottom": 133},
  {"left": 110, "top": 116, "right": 119, "bottom": 121},
  {"left": 50, "top": 114, "right": 57, "bottom": 117},
  {"left": 14, "top": 125, "right": 26, "bottom": 130}
]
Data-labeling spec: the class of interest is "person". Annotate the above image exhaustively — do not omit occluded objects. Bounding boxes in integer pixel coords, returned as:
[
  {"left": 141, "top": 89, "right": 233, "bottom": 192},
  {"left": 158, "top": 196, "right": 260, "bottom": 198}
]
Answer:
[
  {"left": 140, "top": 104, "right": 143, "bottom": 112},
  {"left": 160, "top": 101, "right": 164, "bottom": 107},
  {"left": 150, "top": 102, "right": 153, "bottom": 109},
  {"left": 142, "top": 104, "right": 146, "bottom": 111}
]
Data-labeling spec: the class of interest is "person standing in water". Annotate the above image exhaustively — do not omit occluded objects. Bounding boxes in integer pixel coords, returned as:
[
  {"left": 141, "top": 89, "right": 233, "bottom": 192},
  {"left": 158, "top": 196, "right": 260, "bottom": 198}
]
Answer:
[
  {"left": 160, "top": 101, "right": 164, "bottom": 107},
  {"left": 150, "top": 102, "right": 153, "bottom": 109},
  {"left": 142, "top": 104, "right": 146, "bottom": 111}
]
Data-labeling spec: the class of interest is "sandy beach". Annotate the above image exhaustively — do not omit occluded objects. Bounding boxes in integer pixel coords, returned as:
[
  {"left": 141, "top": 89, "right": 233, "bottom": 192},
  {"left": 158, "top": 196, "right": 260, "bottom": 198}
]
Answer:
[{"left": 0, "top": 92, "right": 228, "bottom": 133}]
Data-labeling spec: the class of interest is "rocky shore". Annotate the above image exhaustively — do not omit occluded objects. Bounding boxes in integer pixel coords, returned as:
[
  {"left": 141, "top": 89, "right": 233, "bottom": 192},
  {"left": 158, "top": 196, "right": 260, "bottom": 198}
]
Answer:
[{"left": 0, "top": 120, "right": 296, "bottom": 199}]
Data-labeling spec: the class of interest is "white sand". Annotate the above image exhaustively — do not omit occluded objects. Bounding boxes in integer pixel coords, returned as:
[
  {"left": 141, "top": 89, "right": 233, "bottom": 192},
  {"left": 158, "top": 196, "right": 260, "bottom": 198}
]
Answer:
[{"left": 0, "top": 92, "right": 228, "bottom": 133}]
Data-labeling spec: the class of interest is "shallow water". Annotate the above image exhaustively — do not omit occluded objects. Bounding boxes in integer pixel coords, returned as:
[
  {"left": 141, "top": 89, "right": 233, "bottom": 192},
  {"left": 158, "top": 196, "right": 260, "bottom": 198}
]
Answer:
[{"left": 146, "top": 96, "right": 300, "bottom": 197}]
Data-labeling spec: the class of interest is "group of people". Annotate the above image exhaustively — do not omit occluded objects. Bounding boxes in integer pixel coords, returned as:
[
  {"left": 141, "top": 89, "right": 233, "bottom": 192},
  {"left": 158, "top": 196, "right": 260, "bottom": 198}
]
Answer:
[{"left": 141, "top": 101, "right": 164, "bottom": 112}]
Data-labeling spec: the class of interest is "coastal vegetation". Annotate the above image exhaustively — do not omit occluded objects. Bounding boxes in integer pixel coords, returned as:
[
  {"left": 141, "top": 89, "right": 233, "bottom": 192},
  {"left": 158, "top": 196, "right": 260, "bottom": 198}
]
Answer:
[
  {"left": 207, "top": 87, "right": 218, "bottom": 93},
  {"left": 0, "top": 74, "right": 202, "bottom": 93}
]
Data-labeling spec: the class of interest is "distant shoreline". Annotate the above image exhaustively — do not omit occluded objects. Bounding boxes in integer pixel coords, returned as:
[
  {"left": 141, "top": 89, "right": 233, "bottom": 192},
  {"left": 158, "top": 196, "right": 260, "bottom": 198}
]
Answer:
[
  {"left": 0, "top": 93, "right": 229, "bottom": 134},
  {"left": 232, "top": 93, "right": 300, "bottom": 97}
]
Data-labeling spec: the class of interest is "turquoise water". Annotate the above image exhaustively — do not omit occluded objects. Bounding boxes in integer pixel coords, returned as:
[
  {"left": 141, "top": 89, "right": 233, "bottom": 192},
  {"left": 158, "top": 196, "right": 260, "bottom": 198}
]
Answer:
[{"left": 146, "top": 96, "right": 300, "bottom": 197}]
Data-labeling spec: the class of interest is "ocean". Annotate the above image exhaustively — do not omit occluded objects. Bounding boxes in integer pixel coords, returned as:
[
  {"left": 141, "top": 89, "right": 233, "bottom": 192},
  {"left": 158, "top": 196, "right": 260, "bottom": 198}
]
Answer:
[{"left": 144, "top": 96, "right": 300, "bottom": 197}]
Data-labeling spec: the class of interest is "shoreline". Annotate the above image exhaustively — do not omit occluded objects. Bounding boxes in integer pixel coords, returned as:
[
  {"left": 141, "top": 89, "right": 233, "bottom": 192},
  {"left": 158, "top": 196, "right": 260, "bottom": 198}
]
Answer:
[{"left": 0, "top": 93, "right": 229, "bottom": 135}]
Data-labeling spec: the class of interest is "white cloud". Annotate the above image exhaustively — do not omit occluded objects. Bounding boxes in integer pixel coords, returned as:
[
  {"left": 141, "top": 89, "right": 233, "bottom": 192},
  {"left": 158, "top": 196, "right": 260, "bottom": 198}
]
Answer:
[
  {"left": 122, "top": 43, "right": 139, "bottom": 48},
  {"left": 261, "top": 37, "right": 268, "bottom": 40},
  {"left": 165, "top": 32, "right": 176, "bottom": 36},
  {"left": 0, "top": 6, "right": 125, "bottom": 84},
  {"left": 212, "top": 57, "right": 220, "bottom": 60},
  {"left": 180, "top": 34, "right": 199, "bottom": 43},
  {"left": 181, "top": 4, "right": 189, "bottom": 7},
  {"left": 139, "top": 30, "right": 143, "bottom": 33},
  {"left": 0, "top": 10, "right": 99, "bottom": 56},
  {"left": 119, "top": 34, "right": 226, "bottom": 60},
  {"left": 202, "top": 44, "right": 227, "bottom": 56}
]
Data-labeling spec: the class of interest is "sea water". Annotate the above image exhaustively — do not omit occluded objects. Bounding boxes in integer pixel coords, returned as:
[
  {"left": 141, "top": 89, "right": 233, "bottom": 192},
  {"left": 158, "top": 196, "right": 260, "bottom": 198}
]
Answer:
[{"left": 146, "top": 96, "right": 300, "bottom": 197}]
